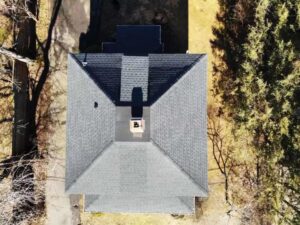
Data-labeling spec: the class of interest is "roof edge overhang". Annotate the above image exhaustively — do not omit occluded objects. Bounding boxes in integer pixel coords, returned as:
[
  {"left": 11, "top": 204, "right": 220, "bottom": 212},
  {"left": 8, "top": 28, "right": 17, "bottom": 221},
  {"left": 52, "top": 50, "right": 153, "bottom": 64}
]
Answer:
[
  {"left": 84, "top": 195, "right": 196, "bottom": 214},
  {"left": 66, "top": 141, "right": 208, "bottom": 197},
  {"left": 68, "top": 53, "right": 118, "bottom": 105}
]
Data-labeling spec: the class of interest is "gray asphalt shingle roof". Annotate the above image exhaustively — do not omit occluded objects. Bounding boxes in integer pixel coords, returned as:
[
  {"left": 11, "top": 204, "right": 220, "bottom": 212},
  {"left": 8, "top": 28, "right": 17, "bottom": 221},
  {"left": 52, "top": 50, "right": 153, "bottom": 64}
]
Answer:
[
  {"left": 67, "top": 142, "right": 207, "bottom": 196},
  {"left": 72, "top": 53, "right": 202, "bottom": 105},
  {"left": 66, "top": 53, "right": 207, "bottom": 213}
]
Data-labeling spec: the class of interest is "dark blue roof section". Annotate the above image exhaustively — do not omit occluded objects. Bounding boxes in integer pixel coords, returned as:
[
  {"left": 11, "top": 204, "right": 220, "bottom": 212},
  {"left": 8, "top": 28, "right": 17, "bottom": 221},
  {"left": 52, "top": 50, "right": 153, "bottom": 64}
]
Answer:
[
  {"left": 148, "top": 54, "right": 202, "bottom": 104},
  {"left": 72, "top": 53, "right": 122, "bottom": 103},
  {"left": 71, "top": 53, "right": 203, "bottom": 106},
  {"left": 102, "top": 25, "right": 163, "bottom": 56}
]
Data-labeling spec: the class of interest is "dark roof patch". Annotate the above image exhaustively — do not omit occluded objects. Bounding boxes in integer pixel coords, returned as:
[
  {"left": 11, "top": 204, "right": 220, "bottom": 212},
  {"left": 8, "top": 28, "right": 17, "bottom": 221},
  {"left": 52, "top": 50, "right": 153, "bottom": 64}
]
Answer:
[
  {"left": 102, "top": 25, "right": 163, "bottom": 56},
  {"left": 72, "top": 53, "right": 203, "bottom": 105}
]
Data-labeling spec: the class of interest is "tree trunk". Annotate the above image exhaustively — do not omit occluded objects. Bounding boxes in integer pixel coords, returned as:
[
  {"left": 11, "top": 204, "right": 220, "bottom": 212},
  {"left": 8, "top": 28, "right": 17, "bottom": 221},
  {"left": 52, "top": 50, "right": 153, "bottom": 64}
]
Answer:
[
  {"left": 12, "top": 59, "right": 37, "bottom": 224},
  {"left": 225, "top": 176, "right": 229, "bottom": 204},
  {"left": 12, "top": 60, "right": 30, "bottom": 156},
  {"left": 256, "top": 157, "right": 260, "bottom": 186},
  {"left": 15, "top": 0, "right": 37, "bottom": 59},
  {"left": 11, "top": 0, "right": 37, "bottom": 223}
]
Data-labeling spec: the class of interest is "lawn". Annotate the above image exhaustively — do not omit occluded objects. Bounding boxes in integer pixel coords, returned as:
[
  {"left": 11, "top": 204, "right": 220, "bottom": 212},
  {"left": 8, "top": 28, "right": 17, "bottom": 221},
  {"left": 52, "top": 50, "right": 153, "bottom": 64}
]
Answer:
[{"left": 189, "top": 0, "right": 219, "bottom": 103}]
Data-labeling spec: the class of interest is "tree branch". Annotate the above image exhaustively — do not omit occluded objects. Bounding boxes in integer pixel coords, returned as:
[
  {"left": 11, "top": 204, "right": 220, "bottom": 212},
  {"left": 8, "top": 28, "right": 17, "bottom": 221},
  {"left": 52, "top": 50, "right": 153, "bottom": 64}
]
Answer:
[
  {"left": 0, "top": 167, "right": 11, "bottom": 182},
  {"left": 283, "top": 199, "right": 300, "bottom": 215},
  {"left": 0, "top": 92, "right": 12, "bottom": 98},
  {"left": 32, "top": 0, "right": 62, "bottom": 108},
  {"left": 0, "top": 117, "right": 13, "bottom": 124},
  {"left": 0, "top": 68, "right": 12, "bottom": 74},
  {"left": 0, "top": 47, "right": 33, "bottom": 63},
  {"left": 0, "top": 86, "right": 11, "bottom": 92}
]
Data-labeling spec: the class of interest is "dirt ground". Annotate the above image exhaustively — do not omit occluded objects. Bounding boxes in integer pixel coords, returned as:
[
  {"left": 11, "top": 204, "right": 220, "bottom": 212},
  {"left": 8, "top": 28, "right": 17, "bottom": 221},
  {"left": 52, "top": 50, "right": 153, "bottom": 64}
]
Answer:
[
  {"left": 45, "top": 1, "right": 90, "bottom": 224},
  {"left": 45, "top": 0, "right": 241, "bottom": 224}
]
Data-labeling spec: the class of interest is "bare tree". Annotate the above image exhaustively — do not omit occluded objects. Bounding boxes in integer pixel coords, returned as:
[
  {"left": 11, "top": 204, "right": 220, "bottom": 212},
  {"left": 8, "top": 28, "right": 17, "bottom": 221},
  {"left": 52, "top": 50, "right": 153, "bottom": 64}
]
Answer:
[
  {"left": 207, "top": 105, "right": 236, "bottom": 204},
  {"left": 0, "top": 0, "right": 62, "bottom": 223},
  {"left": 0, "top": 0, "right": 38, "bottom": 22},
  {"left": 0, "top": 152, "right": 65, "bottom": 224}
]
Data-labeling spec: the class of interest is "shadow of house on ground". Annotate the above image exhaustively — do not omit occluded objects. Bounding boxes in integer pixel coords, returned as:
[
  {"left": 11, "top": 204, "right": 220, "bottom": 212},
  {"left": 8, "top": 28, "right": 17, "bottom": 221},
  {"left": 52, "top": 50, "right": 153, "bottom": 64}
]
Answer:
[{"left": 79, "top": 0, "right": 188, "bottom": 53}]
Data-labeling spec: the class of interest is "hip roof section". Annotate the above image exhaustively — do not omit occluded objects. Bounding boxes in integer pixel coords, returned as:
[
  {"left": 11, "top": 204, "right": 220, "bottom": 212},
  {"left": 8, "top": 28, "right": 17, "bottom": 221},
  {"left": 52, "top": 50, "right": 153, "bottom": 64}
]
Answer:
[
  {"left": 70, "top": 53, "right": 204, "bottom": 105},
  {"left": 66, "top": 53, "right": 208, "bottom": 213}
]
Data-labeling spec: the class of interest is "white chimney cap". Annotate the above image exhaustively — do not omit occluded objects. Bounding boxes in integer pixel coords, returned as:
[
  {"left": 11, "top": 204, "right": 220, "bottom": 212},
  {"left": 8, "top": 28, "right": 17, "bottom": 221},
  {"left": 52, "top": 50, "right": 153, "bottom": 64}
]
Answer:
[{"left": 130, "top": 118, "right": 145, "bottom": 134}]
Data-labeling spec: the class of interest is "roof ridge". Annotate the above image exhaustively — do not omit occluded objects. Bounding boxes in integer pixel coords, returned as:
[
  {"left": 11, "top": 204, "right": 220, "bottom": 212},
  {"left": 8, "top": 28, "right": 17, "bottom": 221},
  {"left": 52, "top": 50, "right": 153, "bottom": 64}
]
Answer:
[
  {"left": 69, "top": 53, "right": 118, "bottom": 105},
  {"left": 150, "top": 140, "right": 208, "bottom": 196},
  {"left": 66, "top": 141, "right": 114, "bottom": 192},
  {"left": 150, "top": 54, "right": 206, "bottom": 106}
]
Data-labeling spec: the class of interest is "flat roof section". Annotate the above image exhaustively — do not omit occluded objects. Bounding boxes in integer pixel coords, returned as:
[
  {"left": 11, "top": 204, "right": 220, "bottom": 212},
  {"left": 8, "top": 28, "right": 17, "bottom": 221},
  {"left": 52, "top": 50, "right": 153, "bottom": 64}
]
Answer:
[{"left": 115, "top": 107, "right": 150, "bottom": 142}]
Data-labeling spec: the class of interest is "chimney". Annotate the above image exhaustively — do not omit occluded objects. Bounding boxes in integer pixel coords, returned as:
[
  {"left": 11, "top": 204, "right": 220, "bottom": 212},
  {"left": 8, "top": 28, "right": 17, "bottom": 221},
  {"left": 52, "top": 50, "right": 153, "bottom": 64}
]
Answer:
[{"left": 130, "top": 87, "right": 145, "bottom": 134}]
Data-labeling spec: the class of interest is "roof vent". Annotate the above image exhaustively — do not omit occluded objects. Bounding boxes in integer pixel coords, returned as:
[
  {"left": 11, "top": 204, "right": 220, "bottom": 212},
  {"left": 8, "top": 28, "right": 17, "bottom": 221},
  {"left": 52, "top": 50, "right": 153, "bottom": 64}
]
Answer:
[
  {"left": 130, "top": 118, "right": 145, "bottom": 134},
  {"left": 82, "top": 53, "right": 88, "bottom": 67}
]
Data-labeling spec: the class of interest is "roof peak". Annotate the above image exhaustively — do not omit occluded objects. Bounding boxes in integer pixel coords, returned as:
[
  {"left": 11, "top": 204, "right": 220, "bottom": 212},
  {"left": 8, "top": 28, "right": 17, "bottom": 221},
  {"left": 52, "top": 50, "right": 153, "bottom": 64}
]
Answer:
[{"left": 70, "top": 53, "right": 204, "bottom": 106}]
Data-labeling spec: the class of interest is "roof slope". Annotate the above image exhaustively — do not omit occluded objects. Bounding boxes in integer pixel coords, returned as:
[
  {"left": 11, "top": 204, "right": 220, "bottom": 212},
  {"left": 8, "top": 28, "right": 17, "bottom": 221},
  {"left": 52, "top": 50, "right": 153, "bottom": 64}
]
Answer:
[
  {"left": 66, "top": 55, "right": 116, "bottom": 189},
  {"left": 66, "top": 53, "right": 208, "bottom": 213},
  {"left": 66, "top": 142, "right": 207, "bottom": 197},
  {"left": 147, "top": 54, "right": 203, "bottom": 104},
  {"left": 72, "top": 53, "right": 122, "bottom": 103},
  {"left": 151, "top": 56, "right": 208, "bottom": 192},
  {"left": 71, "top": 53, "right": 202, "bottom": 105},
  {"left": 85, "top": 195, "right": 195, "bottom": 214}
]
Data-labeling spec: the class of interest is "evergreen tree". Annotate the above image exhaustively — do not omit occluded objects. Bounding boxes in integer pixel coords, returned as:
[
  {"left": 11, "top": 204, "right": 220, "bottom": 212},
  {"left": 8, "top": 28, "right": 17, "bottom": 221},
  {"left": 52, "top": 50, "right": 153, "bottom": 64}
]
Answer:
[{"left": 212, "top": 0, "right": 300, "bottom": 224}]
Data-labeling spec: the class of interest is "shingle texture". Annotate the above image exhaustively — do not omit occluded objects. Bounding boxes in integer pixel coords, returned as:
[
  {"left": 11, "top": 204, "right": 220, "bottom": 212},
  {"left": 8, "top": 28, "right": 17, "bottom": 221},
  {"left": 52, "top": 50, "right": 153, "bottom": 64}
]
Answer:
[
  {"left": 120, "top": 56, "right": 149, "bottom": 102},
  {"left": 72, "top": 53, "right": 202, "bottom": 105},
  {"left": 150, "top": 56, "right": 208, "bottom": 191},
  {"left": 85, "top": 195, "right": 195, "bottom": 213},
  {"left": 148, "top": 54, "right": 202, "bottom": 104},
  {"left": 74, "top": 53, "right": 122, "bottom": 103},
  {"left": 66, "top": 53, "right": 208, "bottom": 213},
  {"left": 66, "top": 55, "right": 116, "bottom": 189},
  {"left": 67, "top": 142, "right": 206, "bottom": 197}
]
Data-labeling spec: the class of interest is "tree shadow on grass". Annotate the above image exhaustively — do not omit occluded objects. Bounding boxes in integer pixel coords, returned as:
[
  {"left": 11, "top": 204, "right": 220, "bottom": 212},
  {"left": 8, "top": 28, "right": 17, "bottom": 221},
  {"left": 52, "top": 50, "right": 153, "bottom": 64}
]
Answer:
[{"left": 79, "top": 0, "right": 188, "bottom": 53}]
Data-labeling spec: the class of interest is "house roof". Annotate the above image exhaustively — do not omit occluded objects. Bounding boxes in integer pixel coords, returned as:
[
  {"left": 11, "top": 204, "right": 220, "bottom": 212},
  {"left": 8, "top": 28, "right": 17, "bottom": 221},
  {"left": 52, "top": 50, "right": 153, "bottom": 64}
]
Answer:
[
  {"left": 85, "top": 195, "right": 195, "bottom": 214},
  {"left": 67, "top": 142, "right": 207, "bottom": 196},
  {"left": 72, "top": 53, "right": 202, "bottom": 105},
  {"left": 66, "top": 52, "right": 208, "bottom": 213},
  {"left": 102, "top": 25, "right": 164, "bottom": 55}
]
